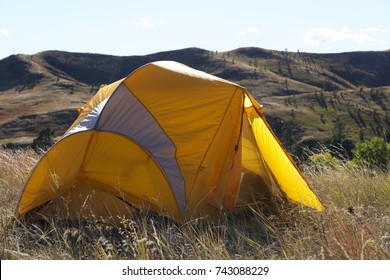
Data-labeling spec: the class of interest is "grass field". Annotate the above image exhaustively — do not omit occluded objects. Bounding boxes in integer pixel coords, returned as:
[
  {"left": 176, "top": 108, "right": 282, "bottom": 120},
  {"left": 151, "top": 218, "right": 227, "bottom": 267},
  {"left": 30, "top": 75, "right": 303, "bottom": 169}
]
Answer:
[{"left": 0, "top": 147, "right": 389, "bottom": 260}]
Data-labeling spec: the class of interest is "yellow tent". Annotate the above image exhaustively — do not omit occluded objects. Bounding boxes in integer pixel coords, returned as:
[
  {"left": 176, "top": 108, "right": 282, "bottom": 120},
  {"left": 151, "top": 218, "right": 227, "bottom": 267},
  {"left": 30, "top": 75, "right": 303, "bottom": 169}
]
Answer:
[{"left": 16, "top": 61, "right": 323, "bottom": 223}]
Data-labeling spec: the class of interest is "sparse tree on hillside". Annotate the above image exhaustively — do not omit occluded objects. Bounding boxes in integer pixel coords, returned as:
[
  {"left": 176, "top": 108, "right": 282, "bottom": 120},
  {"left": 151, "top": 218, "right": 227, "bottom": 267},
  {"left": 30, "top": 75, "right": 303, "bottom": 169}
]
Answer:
[
  {"left": 253, "top": 68, "right": 258, "bottom": 79},
  {"left": 287, "top": 62, "right": 293, "bottom": 77},
  {"left": 320, "top": 114, "right": 325, "bottom": 124},
  {"left": 315, "top": 90, "right": 327, "bottom": 109},
  {"left": 32, "top": 127, "right": 55, "bottom": 152},
  {"left": 330, "top": 116, "right": 354, "bottom": 159},
  {"left": 331, "top": 116, "right": 346, "bottom": 145},
  {"left": 359, "top": 129, "right": 365, "bottom": 142}
]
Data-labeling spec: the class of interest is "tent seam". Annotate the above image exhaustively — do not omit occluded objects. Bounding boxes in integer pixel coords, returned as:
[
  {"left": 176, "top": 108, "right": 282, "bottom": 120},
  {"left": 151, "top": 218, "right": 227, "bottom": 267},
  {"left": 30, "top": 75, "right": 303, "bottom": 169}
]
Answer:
[
  {"left": 186, "top": 86, "right": 240, "bottom": 201},
  {"left": 121, "top": 82, "right": 186, "bottom": 212}
]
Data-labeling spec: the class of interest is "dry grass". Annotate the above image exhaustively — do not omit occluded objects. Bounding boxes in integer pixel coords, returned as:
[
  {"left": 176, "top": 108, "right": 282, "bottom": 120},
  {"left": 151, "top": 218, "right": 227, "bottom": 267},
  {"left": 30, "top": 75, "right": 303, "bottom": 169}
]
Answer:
[{"left": 0, "top": 147, "right": 389, "bottom": 260}]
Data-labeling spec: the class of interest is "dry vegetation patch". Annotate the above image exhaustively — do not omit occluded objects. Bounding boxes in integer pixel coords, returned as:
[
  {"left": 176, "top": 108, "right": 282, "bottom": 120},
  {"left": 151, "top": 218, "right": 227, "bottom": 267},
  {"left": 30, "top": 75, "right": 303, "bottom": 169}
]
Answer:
[{"left": 0, "top": 148, "right": 389, "bottom": 259}]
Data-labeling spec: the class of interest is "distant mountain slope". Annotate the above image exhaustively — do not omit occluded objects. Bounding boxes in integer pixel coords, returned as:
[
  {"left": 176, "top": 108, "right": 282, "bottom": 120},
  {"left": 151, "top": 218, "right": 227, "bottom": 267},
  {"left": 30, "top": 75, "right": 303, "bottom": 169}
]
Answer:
[
  {"left": 309, "top": 51, "right": 390, "bottom": 87},
  {"left": 1, "top": 47, "right": 389, "bottom": 153}
]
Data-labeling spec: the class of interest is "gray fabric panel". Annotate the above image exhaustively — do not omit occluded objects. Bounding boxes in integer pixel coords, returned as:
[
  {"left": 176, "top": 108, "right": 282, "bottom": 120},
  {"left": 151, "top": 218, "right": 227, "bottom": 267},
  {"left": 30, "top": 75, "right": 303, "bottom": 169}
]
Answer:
[
  {"left": 96, "top": 83, "right": 186, "bottom": 212},
  {"left": 64, "top": 97, "right": 110, "bottom": 138}
]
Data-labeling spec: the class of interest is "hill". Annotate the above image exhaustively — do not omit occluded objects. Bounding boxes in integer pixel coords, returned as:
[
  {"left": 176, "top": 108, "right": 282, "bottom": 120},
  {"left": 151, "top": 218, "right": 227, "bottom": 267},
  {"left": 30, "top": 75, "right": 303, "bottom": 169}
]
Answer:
[{"left": 0, "top": 47, "right": 389, "bottom": 154}]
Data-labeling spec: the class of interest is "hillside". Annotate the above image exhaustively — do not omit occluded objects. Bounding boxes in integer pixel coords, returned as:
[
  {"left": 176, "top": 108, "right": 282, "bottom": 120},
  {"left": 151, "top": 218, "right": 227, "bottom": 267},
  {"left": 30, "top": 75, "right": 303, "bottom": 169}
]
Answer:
[{"left": 0, "top": 47, "right": 389, "bottom": 154}]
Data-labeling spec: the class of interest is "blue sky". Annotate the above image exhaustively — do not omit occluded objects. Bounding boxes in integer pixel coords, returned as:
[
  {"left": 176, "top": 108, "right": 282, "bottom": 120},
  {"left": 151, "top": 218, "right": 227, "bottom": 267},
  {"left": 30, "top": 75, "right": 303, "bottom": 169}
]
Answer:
[{"left": 0, "top": 0, "right": 389, "bottom": 59}]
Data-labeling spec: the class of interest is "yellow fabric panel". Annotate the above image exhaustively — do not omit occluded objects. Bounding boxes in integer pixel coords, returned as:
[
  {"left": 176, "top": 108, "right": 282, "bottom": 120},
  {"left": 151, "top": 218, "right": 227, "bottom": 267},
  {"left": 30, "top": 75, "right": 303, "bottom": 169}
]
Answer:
[
  {"left": 186, "top": 89, "right": 243, "bottom": 213},
  {"left": 245, "top": 92, "right": 264, "bottom": 112},
  {"left": 242, "top": 135, "right": 262, "bottom": 175},
  {"left": 242, "top": 115, "right": 269, "bottom": 178},
  {"left": 247, "top": 106, "right": 324, "bottom": 211},
  {"left": 245, "top": 92, "right": 313, "bottom": 190},
  {"left": 76, "top": 131, "right": 180, "bottom": 219},
  {"left": 17, "top": 131, "right": 181, "bottom": 221},
  {"left": 16, "top": 132, "right": 91, "bottom": 215},
  {"left": 244, "top": 94, "right": 255, "bottom": 108},
  {"left": 222, "top": 137, "right": 242, "bottom": 209},
  {"left": 65, "top": 79, "right": 125, "bottom": 134},
  {"left": 241, "top": 114, "right": 278, "bottom": 195},
  {"left": 123, "top": 64, "right": 245, "bottom": 204}
]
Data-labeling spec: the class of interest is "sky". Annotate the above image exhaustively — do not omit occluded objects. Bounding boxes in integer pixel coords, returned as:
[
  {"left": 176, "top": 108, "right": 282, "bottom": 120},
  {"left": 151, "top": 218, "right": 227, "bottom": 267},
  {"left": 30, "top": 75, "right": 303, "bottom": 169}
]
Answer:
[{"left": 0, "top": 0, "right": 389, "bottom": 60}]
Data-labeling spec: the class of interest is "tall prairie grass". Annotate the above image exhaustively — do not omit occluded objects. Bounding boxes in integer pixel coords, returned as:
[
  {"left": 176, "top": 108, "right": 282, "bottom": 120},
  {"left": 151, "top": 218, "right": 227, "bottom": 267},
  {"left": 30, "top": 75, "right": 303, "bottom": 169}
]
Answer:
[{"left": 0, "top": 147, "right": 389, "bottom": 260}]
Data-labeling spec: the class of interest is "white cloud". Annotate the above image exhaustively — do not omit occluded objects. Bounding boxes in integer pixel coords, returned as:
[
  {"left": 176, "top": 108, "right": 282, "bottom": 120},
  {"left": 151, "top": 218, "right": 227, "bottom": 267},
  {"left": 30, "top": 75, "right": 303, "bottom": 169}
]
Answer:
[
  {"left": 240, "top": 27, "right": 259, "bottom": 36},
  {"left": 134, "top": 18, "right": 156, "bottom": 29},
  {"left": 360, "top": 27, "right": 388, "bottom": 34},
  {"left": 0, "top": 27, "right": 10, "bottom": 37},
  {"left": 302, "top": 26, "right": 381, "bottom": 45}
]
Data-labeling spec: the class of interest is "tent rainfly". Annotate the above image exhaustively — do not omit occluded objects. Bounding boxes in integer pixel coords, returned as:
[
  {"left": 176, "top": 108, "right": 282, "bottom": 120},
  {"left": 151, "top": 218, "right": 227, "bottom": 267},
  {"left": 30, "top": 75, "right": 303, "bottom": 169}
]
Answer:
[{"left": 16, "top": 61, "right": 323, "bottom": 223}]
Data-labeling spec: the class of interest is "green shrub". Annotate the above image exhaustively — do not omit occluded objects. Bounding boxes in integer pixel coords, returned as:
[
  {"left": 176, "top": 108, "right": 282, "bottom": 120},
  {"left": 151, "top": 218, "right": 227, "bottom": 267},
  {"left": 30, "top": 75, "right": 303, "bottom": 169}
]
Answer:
[
  {"left": 308, "top": 151, "right": 342, "bottom": 169},
  {"left": 32, "top": 127, "right": 54, "bottom": 152},
  {"left": 352, "top": 137, "right": 390, "bottom": 170}
]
